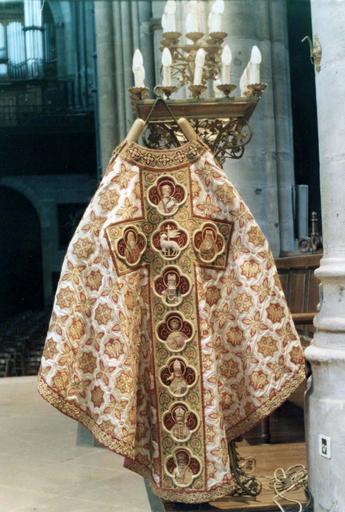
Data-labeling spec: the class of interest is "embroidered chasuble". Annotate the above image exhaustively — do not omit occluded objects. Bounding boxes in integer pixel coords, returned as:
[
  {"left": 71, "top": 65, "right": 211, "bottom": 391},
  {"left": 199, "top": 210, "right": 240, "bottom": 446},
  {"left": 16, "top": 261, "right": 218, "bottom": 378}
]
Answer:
[{"left": 37, "top": 138, "right": 305, "bottom": 503}]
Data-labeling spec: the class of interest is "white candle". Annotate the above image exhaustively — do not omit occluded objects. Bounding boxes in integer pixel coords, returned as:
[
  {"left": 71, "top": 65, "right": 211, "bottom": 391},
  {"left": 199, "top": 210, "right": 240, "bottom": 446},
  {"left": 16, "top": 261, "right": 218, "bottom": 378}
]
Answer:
[
  {"left": 207, "top": 11, "right": 213, "bottom": 33},
  {"left": 240, "top": 63, "right": 250, "bottom": 96},
  {"left": 132, "top": 49, "right": 145, "bottom": 88},
  {"left": 208, "top": 0, "right": 224, "bottom": 33},
  {"left": 193, "top": 48, "right": 206, "bottom": 85},
  {"left": 134, "top": 66, "right": 145, "bottom": 88},
  {"left": 186, "top": 1, "right": 200, "bottom": 33},
  {"left": 133, "top": 48, "right": 143, "bottom": 68},
  {"left": 164, "top": 0, "right": 176, "bottom": 32},
  {"left": 221, "top": 44, "right": 232, "bottom": 84},
  {"left": 162, "top": 12, "right": 167, "bottom": 33},
  {"left": 162, "top": 47, "right": 172, "bottom": 86},
  {"left": 248, "top": 45, "right": 262, "bottom": 84}
]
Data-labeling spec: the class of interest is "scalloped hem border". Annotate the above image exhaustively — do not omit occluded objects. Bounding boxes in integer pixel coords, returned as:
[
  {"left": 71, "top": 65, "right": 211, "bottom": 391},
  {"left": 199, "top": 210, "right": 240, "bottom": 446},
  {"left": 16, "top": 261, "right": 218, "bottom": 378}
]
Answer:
[
  {"left": 38, "top": 376, "right": 238, "bottom": 502},
  {"left": 37, "top": 365, "right": 305, "bottom": 504},
  {"left": 226, "top": 365, "right": 306, "bottom": 442},
  {"left": 153, "top": 480, "right": 237, "bottom": 504},
  {"left": 37, "top": 375, "right": 135, "bottom": 459},
  {"left": 124, "top": 458, "right": 237, "bottom": 504}
]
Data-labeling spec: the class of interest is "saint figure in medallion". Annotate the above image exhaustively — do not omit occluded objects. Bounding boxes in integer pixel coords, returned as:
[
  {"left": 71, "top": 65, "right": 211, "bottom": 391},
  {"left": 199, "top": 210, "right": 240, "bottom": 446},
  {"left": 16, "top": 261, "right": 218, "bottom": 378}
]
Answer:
[
  {"left": 172, "top": 451, "right": 194, "bottom": 487},
  {"left": 148, "top": 176, "right": 186, "bottom": 216},
  {"left": 198, "top": 227, "right": 218, "bottom": 261},
  {"left": 169, "top": 360, "right": 187, "bottom": 395},
  {"left": 124, "top": 229, "right": 141, "bottom": 265},
  {"left": 171, "top": 405, "right": 190, "bottom": 441},
  {"left": 166, "top": 318, "right": 188, "bottom": 351},
  {"left": 158, "top": 183, "right": 179, "bottom": 215},
  {"left": 164, "top": 272, "right": 179, "bottom": 305}
]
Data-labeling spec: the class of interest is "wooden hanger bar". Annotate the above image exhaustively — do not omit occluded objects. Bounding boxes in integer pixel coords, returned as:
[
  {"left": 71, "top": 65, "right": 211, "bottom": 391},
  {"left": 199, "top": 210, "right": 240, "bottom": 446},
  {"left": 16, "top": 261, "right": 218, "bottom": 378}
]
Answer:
[
  {"left": 126, "top": 118, "right": 145, "bottom": 143},
  {"left": 177, "top": 117, "right": 198, "bottom": 141},
  {"left": 126, "top": 101, "right": 199, "bottom": 144}
]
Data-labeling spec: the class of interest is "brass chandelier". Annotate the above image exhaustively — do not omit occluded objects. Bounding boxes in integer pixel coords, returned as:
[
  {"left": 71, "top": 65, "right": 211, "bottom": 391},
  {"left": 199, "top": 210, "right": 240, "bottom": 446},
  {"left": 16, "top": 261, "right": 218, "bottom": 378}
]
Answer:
[{"left": 128, "top": 0, "right": 266, "bottom": 164}]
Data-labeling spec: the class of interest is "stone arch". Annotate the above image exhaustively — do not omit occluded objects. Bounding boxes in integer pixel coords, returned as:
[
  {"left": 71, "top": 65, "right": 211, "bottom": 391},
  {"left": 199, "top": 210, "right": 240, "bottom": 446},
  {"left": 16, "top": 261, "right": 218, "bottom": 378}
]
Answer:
[
  {"left": 0, "top": 178, "right": 44, "bottom": 227},
  {"left": 0, "top": 186, "right": 44, "bottom": 320},
  {"left": 46, "top": 0, "right": 64, "bottom": 24}
]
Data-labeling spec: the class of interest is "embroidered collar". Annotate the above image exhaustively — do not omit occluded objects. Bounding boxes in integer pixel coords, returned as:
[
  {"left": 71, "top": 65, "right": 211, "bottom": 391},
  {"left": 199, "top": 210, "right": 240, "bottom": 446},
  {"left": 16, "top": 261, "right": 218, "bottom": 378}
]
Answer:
[{"left": 119, "top": 139, "right": 208, "bottom": 170}]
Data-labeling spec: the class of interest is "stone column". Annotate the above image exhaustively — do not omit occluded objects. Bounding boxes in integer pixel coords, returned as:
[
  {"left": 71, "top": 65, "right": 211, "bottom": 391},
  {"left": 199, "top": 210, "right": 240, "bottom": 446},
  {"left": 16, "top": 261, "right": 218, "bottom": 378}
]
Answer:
[
  {"left": 94, "top": 0, "right": 153, "bottom": 173},
  {"left": 305, "top": 1, "right": 345, "bottom": 510},
  {"left": 59, "top": 3, "right": 75, "bottom": 84},
  {"left": 94, "top": 1, "right": 117, "bottom": 172},
  {"left": 220, "top": 0, "right": 295, "bottom": 256}
]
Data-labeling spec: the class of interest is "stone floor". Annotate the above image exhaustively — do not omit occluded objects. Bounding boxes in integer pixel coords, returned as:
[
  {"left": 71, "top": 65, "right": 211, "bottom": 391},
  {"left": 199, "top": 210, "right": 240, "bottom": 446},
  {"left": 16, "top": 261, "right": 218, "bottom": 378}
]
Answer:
[{"left": 0, "top": 376, "right": 151, "bottom": 512}]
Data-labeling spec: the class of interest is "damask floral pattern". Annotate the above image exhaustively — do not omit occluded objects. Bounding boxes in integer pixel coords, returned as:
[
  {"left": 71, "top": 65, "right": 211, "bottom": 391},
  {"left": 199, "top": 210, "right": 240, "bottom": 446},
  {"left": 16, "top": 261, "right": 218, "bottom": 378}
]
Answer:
[
  {"left": 72, "top": 238, "right": 95, "bottom": 260},
  {"left": 85, "top": 269, "right": 103, "bottom": 291},
  {"left": 38, "top": 139, "right": 305, "bottom": 504},
  {"left": 78, "top": 351, "right": 97, "bottom": 374}
]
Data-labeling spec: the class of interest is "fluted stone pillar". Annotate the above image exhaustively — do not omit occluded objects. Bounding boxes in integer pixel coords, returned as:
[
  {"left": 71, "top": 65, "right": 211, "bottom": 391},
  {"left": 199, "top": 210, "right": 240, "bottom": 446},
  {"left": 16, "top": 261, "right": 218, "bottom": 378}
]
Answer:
[
  {"left": 94, "top": 1, "right": 117, "bottom": 172},
  {"left": 220, "top": 0, "right": 295, "bottom": 256},
  {"left": 305, "top": 2, "right": 345, "bottom": 510},
  {"left": 94, "top": 0, "right": 154, "bottom": 172}
]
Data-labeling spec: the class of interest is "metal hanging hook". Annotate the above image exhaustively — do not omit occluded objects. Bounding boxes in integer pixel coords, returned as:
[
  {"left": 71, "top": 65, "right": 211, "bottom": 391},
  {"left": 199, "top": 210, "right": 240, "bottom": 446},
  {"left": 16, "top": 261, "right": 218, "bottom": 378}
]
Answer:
[{"left": 301, "top": 35, "right": 322, "bottom": 72}]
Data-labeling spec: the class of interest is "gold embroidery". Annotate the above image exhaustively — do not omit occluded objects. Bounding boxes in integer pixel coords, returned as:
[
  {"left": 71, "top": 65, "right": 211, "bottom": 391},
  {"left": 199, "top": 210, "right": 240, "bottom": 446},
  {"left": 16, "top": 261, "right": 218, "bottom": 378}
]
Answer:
[
  {"left": 38, "top": 137, "right": 307, "bottom": 504},
  {"left": 225, "top": 366, "right": 305, "bottom": 441},
  {"left": 162, "top": 402, "right": 200, "bottom": 443},
  {"left": 102, "top": 165, "right": 208, "bottom": 493},
  {"left": 147, "top": 175, "right": 187, "bottom": 216},
  {"left": 113, "top": 224, "right": 147, "bottom": 268},
  {"left": 37, "top": 376, "right": 136, "bottom": 457},
  {"left": 151, "top": 220, "right": 189, "bottom": 260},
  {"left": 153, "top": 265, "right": 191, "bottom": 307},
  {"left": 156, "top": 311, "right": 194, "bottom": 352},
  {"left": 38, "top": 366, "right": 305, "bottom": 503},
  {"left": 120, "top": 139, "right": 207, "bottom": 170},
  {"left": 66, "top": 314, "right": 86, "bottom": 347},
  {"left": 193, "top": 221, "right": 225, "bottom": 264},
  {"left": 165, "top": 447, "right": 202, "bottom": 488},
  {"left": 160, "top": 356, "right": 198, "bottom": 398}
]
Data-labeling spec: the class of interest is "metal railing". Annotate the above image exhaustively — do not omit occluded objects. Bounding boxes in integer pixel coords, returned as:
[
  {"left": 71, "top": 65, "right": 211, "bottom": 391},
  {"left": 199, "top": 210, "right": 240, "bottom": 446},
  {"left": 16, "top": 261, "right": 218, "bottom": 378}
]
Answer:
[
  {"left": 0, "top": 59, "right": 56, "bottom": 81},
  {"left": 0, "top": 103, "right": 94, "bottom": 127}
]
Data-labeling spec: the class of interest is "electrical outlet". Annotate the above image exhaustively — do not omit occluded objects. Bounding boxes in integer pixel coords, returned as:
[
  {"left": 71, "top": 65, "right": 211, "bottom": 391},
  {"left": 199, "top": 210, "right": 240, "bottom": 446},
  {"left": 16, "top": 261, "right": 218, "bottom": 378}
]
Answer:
[{"left": 318, "top": 433, "right": 331, "bottom": 459}]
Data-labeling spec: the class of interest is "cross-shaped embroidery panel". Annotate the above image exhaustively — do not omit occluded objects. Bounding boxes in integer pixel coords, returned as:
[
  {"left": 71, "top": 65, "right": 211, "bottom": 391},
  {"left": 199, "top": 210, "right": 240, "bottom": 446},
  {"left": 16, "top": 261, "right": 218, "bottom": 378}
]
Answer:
[{"left": 104, "top": 160, "right": 234, "bottom": 493}]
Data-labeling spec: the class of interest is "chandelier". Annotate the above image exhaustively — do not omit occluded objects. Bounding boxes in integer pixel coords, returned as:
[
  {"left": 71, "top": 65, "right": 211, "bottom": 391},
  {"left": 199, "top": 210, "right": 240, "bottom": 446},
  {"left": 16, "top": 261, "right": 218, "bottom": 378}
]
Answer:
[{"left": 129, "top": 0, "right": 266, "bottom": 164}]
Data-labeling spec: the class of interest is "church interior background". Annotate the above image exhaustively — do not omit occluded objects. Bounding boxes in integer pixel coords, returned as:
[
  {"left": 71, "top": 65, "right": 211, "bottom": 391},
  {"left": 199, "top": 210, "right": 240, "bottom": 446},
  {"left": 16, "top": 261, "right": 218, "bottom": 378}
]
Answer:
[{"left": 2, "top": 0, "right": 344, "bottom": 511}]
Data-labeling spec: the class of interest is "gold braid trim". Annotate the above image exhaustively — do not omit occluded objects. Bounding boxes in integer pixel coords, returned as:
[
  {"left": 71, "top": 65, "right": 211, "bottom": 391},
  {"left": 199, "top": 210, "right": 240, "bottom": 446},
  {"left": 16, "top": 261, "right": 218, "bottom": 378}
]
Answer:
[
  {"left": 120, "top": 139, "right": 208, "bottom": 170},
  {"left": 37, "top": 375, "right": 135, "bottom": 458},
  {"left": 102, "top": 139, "right": 128, "bottom": 177},
  {"left": 150, "top": 479, "right": 237, "bottom": 504},
  {"left": 137, "top": 369, "right": 305, "bottom": 504},
  {"left": 37, "top": 367, "right": 305, "bottom": 504},
  {"left": 125, "top": 458, "right": 237, "bottom": 504},
  {"left": 226, "top": 365, "right": 306, "bottom": 441}
]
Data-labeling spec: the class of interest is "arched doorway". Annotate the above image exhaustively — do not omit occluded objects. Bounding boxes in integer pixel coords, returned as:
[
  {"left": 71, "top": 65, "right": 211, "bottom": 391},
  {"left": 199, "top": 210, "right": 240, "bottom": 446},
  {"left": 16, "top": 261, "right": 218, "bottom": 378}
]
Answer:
[{"left": 0, "top": 186, "right": 44, "bottom": 321}]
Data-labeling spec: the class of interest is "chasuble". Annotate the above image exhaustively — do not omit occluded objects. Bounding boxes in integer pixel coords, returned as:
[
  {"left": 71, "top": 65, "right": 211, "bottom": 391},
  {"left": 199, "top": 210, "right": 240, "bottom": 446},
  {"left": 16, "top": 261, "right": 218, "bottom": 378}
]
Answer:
[{"left": 37, "top": 137, "right": 305, "bottom": 503}]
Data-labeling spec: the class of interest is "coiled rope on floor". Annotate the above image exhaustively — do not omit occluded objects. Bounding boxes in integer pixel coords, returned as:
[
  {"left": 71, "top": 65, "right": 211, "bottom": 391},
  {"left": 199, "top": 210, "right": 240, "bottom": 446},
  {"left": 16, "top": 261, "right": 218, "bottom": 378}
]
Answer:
[{"left": 259, "top": 464, "right": 308, "bottom": 512}]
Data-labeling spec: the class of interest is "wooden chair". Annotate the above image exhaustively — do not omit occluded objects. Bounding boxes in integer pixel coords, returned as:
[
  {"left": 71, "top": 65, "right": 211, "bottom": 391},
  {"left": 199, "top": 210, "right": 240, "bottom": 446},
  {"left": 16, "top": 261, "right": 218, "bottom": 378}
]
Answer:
[{"left": 277, "top": 252, "right": 322, "bottom": 338}]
